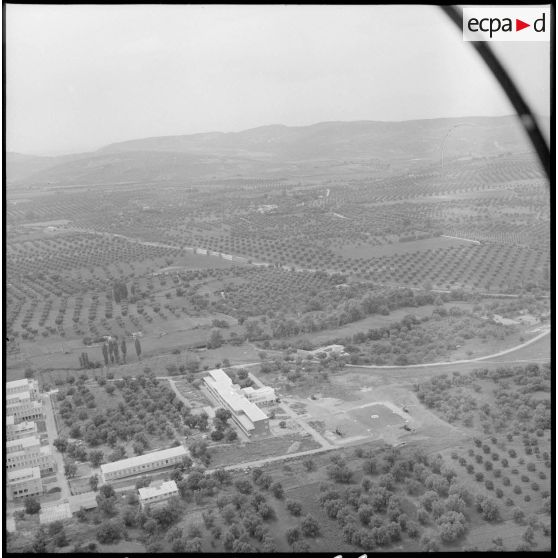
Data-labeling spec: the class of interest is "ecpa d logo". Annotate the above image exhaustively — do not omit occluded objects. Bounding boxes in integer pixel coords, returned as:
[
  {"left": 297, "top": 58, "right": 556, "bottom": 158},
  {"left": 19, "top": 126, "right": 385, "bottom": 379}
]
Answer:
[{"left": 463, "top": 7, "right": 550, "bottom": 41}]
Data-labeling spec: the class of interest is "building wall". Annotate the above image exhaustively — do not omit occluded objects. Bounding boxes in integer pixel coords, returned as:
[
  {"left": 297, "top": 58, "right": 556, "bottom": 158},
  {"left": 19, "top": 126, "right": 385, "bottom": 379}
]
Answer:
[
  {"left": 6, "top": 401, "right": 44, "bottom": 423},
  {"left": 7, "top": 422, "right": 38, "bottom": 442},
  {"left": 203, "top": 378, "right": 271, "bottom": 438},
  {"left": 6, "top": 451, "right": 55, "bottom": 474},
  {"left": 139, "top": 489, "right": 179, "bottom": 509},
  {"left": 7, "top": 380, "right": 38, "bottom": 399},
  {"left": 204, "top": 380, "right": 254, "bottom": 436},
  {"left": 101, "top": 453, "right": 186, "bottom": 483},
  {"left": 8, "top": 476, "right": 43, "bottom": 500}
]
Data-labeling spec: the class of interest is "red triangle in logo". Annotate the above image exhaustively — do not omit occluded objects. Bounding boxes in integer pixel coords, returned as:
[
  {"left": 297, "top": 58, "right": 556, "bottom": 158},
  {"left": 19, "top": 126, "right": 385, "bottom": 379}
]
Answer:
[{"left": 516, "top": 19, "right": 530, "bottom": 31}]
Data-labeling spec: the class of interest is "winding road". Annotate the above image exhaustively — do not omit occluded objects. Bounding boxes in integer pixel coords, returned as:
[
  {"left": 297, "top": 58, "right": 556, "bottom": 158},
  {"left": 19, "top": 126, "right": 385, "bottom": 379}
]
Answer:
[{"left": 346, "top": 328, "right": 550, "bottom": 370}]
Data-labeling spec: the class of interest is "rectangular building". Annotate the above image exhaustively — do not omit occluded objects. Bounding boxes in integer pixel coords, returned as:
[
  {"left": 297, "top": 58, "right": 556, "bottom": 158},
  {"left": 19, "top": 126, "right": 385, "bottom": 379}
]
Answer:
[
  {"left": 241, "top": 385, "right": 277, "bottom": 408},
  {"left": 7, "top": 378, "right": 39, "bottom": 399},
  {"left": 6, "top": 392, "right": 44, "bottom": 423},
  {"left": 100, "top": 445, "right": 188, "bottom": 484},
  {"left": 6, "top": 444, "right": 56, "bottom": 475},
  {"left": 6, "top": 435, "right": 41, "bottom": 454},
  {"left": 138, "top": 480, "right": 179, "bottom": 509},
  {"left": 7, "top": 419, "right": 38, "bottom": 442},
  {"left": 203, "top": 369, "right": 269, "bottom": 437},
  {"left": 7, "top": 466, "right": 43, "bottom": 500}
]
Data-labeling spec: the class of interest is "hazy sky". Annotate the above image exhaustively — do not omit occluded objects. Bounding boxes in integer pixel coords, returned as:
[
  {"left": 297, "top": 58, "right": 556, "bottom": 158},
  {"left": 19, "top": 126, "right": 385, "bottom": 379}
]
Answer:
[{"left": 6, "top": 4, "right": 550, "bottom": 155}]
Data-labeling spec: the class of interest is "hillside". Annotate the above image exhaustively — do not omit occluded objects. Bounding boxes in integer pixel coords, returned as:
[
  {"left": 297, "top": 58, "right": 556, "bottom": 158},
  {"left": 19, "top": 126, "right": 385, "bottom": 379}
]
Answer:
[{"left": 7, "top": 116, "right": 532, "bottom": 186}]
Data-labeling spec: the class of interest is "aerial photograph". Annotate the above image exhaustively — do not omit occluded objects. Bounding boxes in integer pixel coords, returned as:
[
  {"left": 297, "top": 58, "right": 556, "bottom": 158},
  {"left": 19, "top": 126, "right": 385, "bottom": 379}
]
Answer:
[{"left": 5, "top": 4, "right": 552, "bottom": 554}]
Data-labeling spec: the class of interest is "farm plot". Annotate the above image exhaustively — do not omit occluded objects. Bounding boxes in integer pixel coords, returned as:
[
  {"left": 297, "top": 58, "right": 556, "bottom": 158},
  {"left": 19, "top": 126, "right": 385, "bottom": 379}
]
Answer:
[
  {"left": 332, "top": 235, "right": 472, "bottom": 258},
  {"left": 413, "top": 363, "right": 550, "bottom": 525}
]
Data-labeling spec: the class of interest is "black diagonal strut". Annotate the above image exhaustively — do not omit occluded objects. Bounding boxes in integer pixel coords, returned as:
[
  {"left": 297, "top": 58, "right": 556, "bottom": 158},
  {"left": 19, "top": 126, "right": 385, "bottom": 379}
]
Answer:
[{"left": 441, "top": 5, "right": 551, "bottom": 179}]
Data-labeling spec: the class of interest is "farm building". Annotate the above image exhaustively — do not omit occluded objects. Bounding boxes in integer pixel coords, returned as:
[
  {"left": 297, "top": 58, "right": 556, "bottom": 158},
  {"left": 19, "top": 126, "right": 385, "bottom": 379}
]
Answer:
[
  {"left": 99, "top": 445, "right": 188, "bottom": 484},
  {"left": 203, "top": 369, "right": 270, "bottom": 437},
  {"left": 138, "top": 480, "right": 179, "bottom": 509},
  {"left": 7, "top": 466, "right": 43, "bottom": 500},
  {"left": 7, "top": 419, "right": 38, "bottom": 442}
]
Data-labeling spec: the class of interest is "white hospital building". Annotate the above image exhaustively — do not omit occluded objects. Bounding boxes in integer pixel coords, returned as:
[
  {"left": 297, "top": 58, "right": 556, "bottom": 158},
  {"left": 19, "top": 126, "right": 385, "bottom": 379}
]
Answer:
[
  {"left": 203, "top": 369, "right": 273, "bottom": 437},
  {"left": 100, "top": 445, "right": 188, "bottom": 484}
]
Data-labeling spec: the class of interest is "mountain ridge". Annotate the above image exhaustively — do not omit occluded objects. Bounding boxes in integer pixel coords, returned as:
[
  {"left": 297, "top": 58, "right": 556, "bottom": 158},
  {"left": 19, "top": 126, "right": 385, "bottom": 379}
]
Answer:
[{"left": 7, "top": 116, "right": 532, "bottom": 186}]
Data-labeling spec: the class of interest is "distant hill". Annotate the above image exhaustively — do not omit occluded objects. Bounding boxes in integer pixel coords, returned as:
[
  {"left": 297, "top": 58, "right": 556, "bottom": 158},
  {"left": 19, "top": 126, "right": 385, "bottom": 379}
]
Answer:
[{"left": 7, "top": 116, "right": 533, "bottom": 186}]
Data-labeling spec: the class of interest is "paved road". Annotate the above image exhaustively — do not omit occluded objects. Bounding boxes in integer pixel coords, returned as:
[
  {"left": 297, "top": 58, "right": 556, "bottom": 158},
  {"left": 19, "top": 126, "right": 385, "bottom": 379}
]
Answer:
[
  {"left": 346, "top": 328, "right": 550, "bottom": 370},
  {"left": 43, "top": 393, "right": 72, "bottom": 500},
  {"left": 110, "top": 435, "right": 381, "bottom": 495}
]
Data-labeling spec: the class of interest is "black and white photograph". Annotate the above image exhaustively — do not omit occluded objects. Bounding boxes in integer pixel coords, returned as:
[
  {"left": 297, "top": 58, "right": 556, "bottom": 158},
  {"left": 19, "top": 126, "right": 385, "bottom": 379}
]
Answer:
[{"left": 4, "top": 3, "right": 553, "bottom": 554}]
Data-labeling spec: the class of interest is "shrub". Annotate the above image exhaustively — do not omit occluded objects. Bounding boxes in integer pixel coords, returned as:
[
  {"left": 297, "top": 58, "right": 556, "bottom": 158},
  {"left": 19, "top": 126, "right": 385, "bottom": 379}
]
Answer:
[
  {"left": 420, "top": 534, "right": 440, "bottom": 552},
  {"left": 96, "top": 520, "right": 124, "bottom": 544},
  {"left": 286, "top": 499, "right": 303, "bottom": 516},
  {"left": 303, "top": 459, "right": 316, "bottom": 472},
  {"left": 24, "top": 496, "right": 41, "bottom": 514},
  {"left": 300, "top": 514, "right": 320, "bottom": 538}
]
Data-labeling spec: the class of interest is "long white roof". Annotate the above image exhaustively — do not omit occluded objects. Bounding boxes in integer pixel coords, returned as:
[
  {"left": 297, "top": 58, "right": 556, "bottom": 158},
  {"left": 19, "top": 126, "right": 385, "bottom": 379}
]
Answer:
[
  {"left": 7, "top": 435, "right": 41, "bottom": 449},
  {"left": 100, "top": 445, "right": 188, "bottom": 475},
  {"left": 7, "top": 378, "right": 34, "bottom": 389},
  {"left": 206, "top": 369, "right": 267, "bottom": 422},
  {"left": 7, "top": 391, "right": 32, "bottom": 402}
]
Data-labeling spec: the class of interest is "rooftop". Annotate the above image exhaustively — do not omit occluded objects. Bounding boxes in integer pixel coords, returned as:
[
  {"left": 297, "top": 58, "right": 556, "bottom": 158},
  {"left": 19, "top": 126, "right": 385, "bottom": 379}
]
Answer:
[
  {"left": 242, "top": 385, "right": 276, "bottom": 398},
  {"left": 205, "top": 369, "right": 268, "bottom": 422},
  {"left": 7, "top": 435, "right": 41, "bottom": 450},
  {"left": 69, "top": 491, "right": 98, "bottom": 512},
  {"left": 138, "top": 480, "right": 178, "bottom": 500},
  {"left": 7, "top": 378, "right": 35, "bottom": 390},
  {"left": 8, "top": 420, "right": 37, "bottom": 432},
  {"left": 100, "top": 445, "right": 188, "bottom": 475},
  {"left": 39, "top": 502, "right": 72, "bottom": 524},
  {"left": 8, "top": 466, "right": 41, "bottom": 483},
  {"left": 7, "top": 391, "right": 32, "bottom": 403}
]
